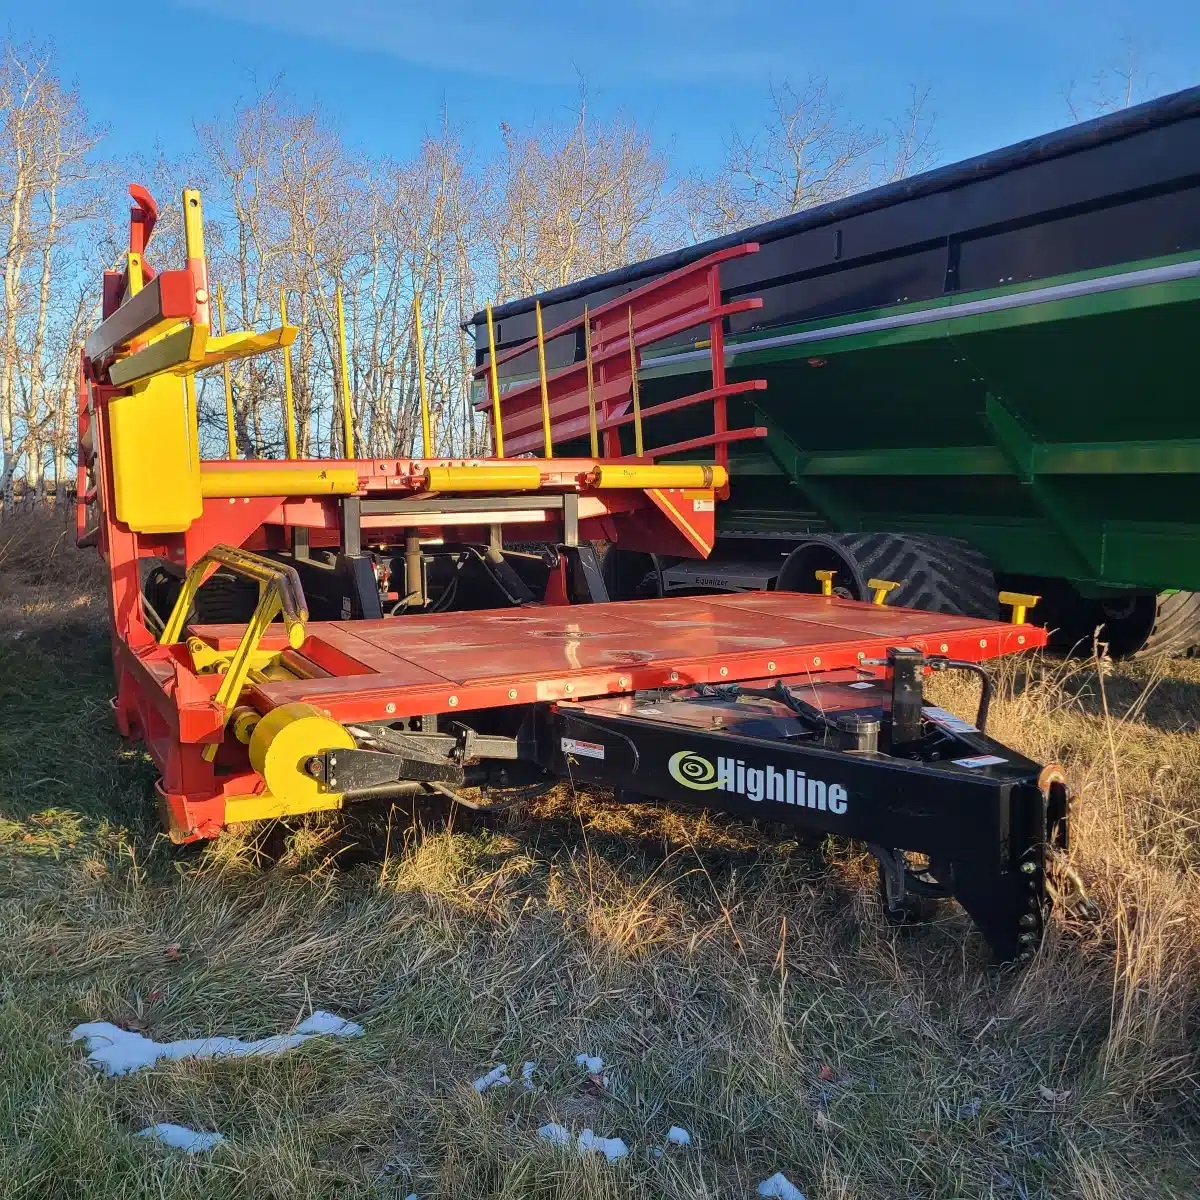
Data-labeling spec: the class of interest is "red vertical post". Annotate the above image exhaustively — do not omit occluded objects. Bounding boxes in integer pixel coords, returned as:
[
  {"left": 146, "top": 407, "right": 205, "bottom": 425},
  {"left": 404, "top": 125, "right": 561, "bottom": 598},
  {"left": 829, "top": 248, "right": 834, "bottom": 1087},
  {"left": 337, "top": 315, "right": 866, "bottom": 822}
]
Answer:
[
  {"left": 706, "top": 262, "right": 728, "bottom": 470},
  {"left": 600, "top": 335, "right": 621, "bottom": 459}
]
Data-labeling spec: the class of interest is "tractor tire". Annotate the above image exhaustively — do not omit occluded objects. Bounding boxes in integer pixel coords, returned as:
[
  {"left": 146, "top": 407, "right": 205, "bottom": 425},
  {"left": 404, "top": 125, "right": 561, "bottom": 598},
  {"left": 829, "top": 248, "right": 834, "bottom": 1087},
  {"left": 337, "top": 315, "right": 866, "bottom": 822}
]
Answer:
[
  {"left": 777, "top": 533, "right": 999, "bottom": 620},
  {"left": 142, "top": 564, "right": 259, "bottom": 628},
  {"left": 1135, "top": 592, "right": 1200, "bottom": 658},
  {"left": 1043, "top": 588, "right": 1200, "bottom": 658},
  {"left": 596, "top": 543, "right": 663, "bottom": 601},
  {"left": 1094, "top": 590, "right": 1200, "bottom": 659}
]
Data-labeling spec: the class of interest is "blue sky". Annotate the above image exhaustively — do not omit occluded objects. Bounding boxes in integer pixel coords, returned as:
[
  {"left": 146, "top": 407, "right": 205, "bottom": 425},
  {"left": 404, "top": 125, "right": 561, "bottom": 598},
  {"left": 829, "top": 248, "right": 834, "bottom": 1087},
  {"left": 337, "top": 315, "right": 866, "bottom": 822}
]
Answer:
[{"left": 12, "top": 0, "right": 1200, "bottom": 177}]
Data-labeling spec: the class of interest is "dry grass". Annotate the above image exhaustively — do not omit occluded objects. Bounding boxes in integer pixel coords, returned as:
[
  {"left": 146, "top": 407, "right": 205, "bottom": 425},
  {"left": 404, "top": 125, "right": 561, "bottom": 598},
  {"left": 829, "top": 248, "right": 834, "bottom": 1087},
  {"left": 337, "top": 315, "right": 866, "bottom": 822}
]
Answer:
[{"left": 1, "top": 510, "right": 1197, "bottom": 1198}]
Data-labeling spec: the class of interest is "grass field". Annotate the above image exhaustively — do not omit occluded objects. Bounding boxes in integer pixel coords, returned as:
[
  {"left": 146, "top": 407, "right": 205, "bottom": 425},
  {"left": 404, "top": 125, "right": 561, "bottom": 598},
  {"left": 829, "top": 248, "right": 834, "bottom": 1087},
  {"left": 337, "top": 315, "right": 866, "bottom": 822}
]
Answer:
[{"left": 1, "top": 509, "right": 1198, "bottom": 1199}]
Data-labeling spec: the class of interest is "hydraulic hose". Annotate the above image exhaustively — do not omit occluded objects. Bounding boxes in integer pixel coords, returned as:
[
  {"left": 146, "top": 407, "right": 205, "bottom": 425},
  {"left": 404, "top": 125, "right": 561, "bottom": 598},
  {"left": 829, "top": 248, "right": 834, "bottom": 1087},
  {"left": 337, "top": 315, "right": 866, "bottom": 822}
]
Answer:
[{"left": 929, "top": 658, "right": 993, "bottom": 735}]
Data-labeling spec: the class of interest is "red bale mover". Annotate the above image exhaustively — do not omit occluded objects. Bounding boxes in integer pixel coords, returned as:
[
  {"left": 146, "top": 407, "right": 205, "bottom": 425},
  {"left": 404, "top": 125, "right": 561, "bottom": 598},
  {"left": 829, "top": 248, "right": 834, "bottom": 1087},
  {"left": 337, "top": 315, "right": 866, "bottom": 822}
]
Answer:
[{"left": 76, "top": 185, "right": 1086, "bottom": 963}]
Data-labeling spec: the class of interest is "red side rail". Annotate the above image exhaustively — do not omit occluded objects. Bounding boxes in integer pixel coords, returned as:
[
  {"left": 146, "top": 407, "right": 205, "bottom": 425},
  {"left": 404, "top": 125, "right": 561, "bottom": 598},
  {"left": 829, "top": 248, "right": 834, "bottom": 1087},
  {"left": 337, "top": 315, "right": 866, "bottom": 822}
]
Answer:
[{"left": 475, "top": 243, "right": 766, "bottom": 467}]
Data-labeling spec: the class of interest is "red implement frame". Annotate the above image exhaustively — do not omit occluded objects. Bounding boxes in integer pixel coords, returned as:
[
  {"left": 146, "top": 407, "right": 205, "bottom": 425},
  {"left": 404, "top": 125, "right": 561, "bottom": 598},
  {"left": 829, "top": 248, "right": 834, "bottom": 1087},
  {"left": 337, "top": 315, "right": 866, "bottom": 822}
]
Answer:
[
  {"left": 196, "top": 593, "right": 1044, "bottom": 725},
  {"left": 474, "top": 244, "right": 768, "bottom": 467},
  {"left": 77, "top": 184, "right": 1049, "bottom": 844},
  {"left": 161, "top": 592, "right": 1045, "bottom": 837}
]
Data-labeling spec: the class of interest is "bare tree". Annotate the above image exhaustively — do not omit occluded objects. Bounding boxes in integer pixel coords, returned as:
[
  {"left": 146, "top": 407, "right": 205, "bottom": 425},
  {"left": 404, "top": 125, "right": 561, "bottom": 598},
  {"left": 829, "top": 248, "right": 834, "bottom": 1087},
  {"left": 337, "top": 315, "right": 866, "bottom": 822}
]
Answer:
[
  {"left": 0, "top": 39, "right": 102, "bottom": 503},
  {"left": 0, "top": 47, "right": 945, "bottom": 496},
  {"left": 484, "top": 96, "right": 669, "bottom": 301},
  {"left": 884, "top": 85, "right": 938, "bottom": 182},
  {"left": 195, "top": 88, "right": 351, "bottom": 458},
  {"left": 1064, "top": 39, "right": 1161, "bottom": 121},
  {"left": 362, "top": 118, "right": 484, "bottom": 457},
  {"left": 678, "top": 76, "right": 936, "bottom": 240}
]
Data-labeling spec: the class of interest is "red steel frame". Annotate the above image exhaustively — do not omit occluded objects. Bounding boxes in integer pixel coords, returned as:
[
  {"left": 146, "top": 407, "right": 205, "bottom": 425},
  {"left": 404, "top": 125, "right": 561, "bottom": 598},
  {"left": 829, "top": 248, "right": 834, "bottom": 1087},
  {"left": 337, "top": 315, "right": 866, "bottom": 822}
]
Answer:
[
  {"left": 474, "top": 243, "right": 768, "bottom": 467},
  {"left": 78, "top": 185, "right": 1049, "bottom": 843},
  {"left": 195, "top": 594, "right": 1045, "bottom": 728}
]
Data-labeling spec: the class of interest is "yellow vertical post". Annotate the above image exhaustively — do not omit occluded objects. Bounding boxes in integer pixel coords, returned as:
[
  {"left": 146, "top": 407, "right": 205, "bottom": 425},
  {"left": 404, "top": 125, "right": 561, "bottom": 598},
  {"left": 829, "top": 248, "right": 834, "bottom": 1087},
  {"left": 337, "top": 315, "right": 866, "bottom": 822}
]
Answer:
[
  {"left": 126, "top": 253, "right": 144, "bottom": 297},
  {"left": 279, "top": 288, "right": 298, "bottom": 460},
  {"left": 485, "top": 302, "right": 504, "bottom": 458},
  {"left": 181, "top": 187, "right": 211, "bottom": 333},
  {"left": 335, "top": 285, "right": 356, "bottom": 460},
  {"left": 216, "top": 283, "right": 237, "bottom": 459},
  {"left": 628, "top": 306, "right": 644, "bottom": 458},
  {"left": 583, "top": 305, "right": 598, "bottom": 458},
  {"left": 413, "top": 299, "right": 432, "bottom": 458},
  {"left": 535, "top": 301, "right": 553, "bottom": 459}
]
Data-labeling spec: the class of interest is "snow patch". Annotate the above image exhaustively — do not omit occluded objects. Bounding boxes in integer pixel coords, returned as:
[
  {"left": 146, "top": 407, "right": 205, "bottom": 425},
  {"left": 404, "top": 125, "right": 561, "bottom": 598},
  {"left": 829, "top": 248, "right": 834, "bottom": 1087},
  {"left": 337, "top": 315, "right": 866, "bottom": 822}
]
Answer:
[
  {"left": 538, "top": 1123, "right": 628, "bottom": 1163},
  {"left": 71, "top": 1010, "right": 364, "bottom": 1076},
  {"left": 473, "top": 1064, "right": 511, "bottom": 1093},
  {"left": 521, "top": 1061, "right": 536, "bottom": 1089},
  {"left": 666, "top": 1125, "right": 692, "bottom": 1146},
  {"left": 538, "top": 1122, "right": 572, "bottom": 1147},
  {"left": 577, "top": 1129, "right": 629, "bottom": 1162},
  {"left": 758, "top": 1173, "right": 806, "bottom": 1200},
  {"left": 291, "top": 1011, "right": 362, "bottom": 1037},
  {"left": 136, "top": 1124, "right": 225, "bottom": 1153}
]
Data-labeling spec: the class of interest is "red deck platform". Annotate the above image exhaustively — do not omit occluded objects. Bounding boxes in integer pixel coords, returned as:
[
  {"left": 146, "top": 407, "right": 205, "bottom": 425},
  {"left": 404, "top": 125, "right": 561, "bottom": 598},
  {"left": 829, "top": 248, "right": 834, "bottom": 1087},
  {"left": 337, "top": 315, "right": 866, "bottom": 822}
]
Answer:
[{"left": 190, "top": 591, "right": 1046, "bottom": 726}]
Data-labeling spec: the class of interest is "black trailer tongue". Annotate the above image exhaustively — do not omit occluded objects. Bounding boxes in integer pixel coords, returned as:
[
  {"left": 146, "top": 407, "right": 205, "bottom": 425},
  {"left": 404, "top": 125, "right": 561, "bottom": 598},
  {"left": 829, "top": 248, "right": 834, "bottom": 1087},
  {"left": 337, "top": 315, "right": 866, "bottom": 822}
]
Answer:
[{"left": 547, "top": 648, "right": 1074, "bottom": 962}]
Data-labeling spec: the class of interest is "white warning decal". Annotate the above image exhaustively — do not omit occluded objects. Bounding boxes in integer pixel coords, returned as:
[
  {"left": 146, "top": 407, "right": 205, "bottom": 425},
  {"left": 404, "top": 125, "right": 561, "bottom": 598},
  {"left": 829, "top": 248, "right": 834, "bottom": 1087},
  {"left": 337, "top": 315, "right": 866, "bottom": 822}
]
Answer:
[
  {"left": 953, "top": 754, "right": 1007, "bottom": 769},
  {"left": 922, "top": 705, "right": 978, "bottom": 734},
  {"left": 561, "top": 737, "right": 605, "bottom": 760}
]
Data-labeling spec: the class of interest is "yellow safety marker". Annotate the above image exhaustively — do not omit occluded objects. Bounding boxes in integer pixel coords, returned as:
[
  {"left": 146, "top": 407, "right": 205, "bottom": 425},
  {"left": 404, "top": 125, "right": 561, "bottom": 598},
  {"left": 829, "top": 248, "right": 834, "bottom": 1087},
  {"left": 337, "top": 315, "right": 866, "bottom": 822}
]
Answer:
[
  {"left": 583, "top": 305, "right": 599, "bottom": 458},
  {"left": 216, "top": 282, "right": 238, "bottom": 458},
  {"left": 414, "top": 299, "right": 432, "bottom": 458},
  {"left": 815, "top": 569, "right": 836, "bottom": 596},
  {"left": 868, "top": 578, "right": 900, "bottom": 605},
  {"left": 335, "top": 285, "right": 356, "bottom": 459},
  {"left": 999, "top": 590, "right": 1041, "bottom": 624},
  {"left": 485, "top": 302, "right": 504, "bottom": 458},
  {"left": 422, "top": 464, "right": 543, "bottom": 492},
  {"left": 279, "top": 289, "right": 298, "bottom": 459},
  {"left": 589, "top": 464, "right": 727, "bottom": 490},
  {"left": 247, "top": 702, "right": 354, "bottom": 810},
  {"left": 535, "top": 301, "right": 553, "bottom": 458},
  {"left": 628, "top": 307, "right": 644, "bottom": 458}
]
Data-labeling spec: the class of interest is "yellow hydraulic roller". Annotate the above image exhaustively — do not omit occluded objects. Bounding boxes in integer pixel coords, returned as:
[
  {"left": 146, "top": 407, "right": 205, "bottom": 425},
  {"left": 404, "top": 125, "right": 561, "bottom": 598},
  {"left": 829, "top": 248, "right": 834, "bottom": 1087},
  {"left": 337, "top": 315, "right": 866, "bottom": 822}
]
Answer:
[
  {"left": 422, "top": 464, "right": 544, "bottom": 492},
  {"left": 230, "top": 707, "right": 261, "bottom": 745},
  {"left": 200, "top": 464, "right": 360, "bottom": 498},
  {"left": 248, "top": 702, "right": 355, "bottom": 810},
  {"left": 589, "top": 464, "right": 728, "bottom": 490}
]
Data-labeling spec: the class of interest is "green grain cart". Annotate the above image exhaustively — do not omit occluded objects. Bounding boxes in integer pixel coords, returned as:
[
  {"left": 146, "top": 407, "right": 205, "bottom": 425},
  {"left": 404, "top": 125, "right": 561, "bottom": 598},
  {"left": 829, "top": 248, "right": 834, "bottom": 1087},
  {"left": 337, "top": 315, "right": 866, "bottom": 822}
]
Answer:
[{"left": 472, "top": 87, "right": 1200, "bottom": 656}]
